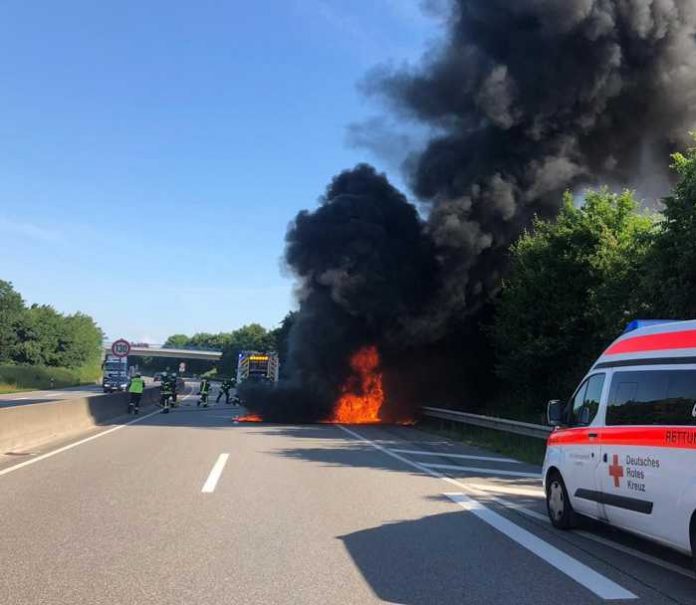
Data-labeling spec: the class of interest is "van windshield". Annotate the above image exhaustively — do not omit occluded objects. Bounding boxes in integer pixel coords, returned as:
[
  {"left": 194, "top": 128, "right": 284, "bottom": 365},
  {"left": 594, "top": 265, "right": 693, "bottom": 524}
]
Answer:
[
  {"left": 568, "top": 373, "right": 605, "bottom": 426},
  {"left": 606, "top": 369, "right": 696, "bottom": 426}
]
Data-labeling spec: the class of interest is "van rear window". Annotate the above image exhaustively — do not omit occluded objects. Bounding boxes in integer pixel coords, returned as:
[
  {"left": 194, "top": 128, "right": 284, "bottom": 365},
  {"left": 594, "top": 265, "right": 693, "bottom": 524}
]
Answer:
[{"left": 606, "top": 369, "right": 696, "bottom": 426}]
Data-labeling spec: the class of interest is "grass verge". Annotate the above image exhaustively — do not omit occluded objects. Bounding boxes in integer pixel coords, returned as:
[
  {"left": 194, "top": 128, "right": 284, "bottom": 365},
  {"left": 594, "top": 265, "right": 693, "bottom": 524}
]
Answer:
[
  {"left": 0, "top": 385, "right": 30, "bottom": 394},
  {"left": 418, "top": 417, "right": 547, "bottom": 466},
  {"left": 0, "top": 363, "right": 100, "bottom": 394}
]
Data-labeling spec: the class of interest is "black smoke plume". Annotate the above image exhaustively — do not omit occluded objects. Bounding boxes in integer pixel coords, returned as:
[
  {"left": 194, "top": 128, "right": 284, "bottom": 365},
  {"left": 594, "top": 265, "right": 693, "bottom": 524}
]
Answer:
[
  {"left": 244, "top": 0, "right": 696, "bottom": 421},
  {"left": 241, "top": 164, "right": 439, "bottom": 422},
  {"left": 365, "top": 0, "right": 696, "bottom": 325}
]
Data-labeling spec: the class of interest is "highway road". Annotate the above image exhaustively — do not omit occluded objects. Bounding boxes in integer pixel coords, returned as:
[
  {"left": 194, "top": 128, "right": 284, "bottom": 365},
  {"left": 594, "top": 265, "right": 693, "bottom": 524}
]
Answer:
[
  {"left": 0, "top": 378, "right": 157, "bottom": 408},
  {"left": 0, "top": 383, "right": 106, "bottom": 408},
  {"left": 1, "top": 389, "right": 695, "bottom": 604}
]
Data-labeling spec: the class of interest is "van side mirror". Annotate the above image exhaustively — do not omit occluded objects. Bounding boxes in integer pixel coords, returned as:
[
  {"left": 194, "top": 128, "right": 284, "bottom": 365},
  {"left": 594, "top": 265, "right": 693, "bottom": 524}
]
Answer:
[{"left": 547, "top": 399, "right": 564, "bottom": 426}]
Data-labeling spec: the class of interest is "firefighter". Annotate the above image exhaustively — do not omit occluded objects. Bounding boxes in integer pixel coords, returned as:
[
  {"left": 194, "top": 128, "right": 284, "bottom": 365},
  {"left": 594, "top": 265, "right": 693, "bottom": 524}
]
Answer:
[
  {"left": 216, "top": 378, "right": 233, "bottom": 404},
  {"left": 198, "top": 377, "right": 211, "bottom": 407},
  {"left": 160, "top": 376, "right": 173, "bottom": 413},
  {"left": 127, "top": 373, "right": 145, "bottom": 415},
  {"left": 170, "top": 372, "right": 179, "bottom": 406}
]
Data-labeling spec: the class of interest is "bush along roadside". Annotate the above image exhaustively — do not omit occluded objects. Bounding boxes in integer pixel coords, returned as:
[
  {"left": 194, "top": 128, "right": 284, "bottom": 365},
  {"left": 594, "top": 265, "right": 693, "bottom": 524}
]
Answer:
[{"left": 0, "top": 363, "right": 101, "bottom": 394}]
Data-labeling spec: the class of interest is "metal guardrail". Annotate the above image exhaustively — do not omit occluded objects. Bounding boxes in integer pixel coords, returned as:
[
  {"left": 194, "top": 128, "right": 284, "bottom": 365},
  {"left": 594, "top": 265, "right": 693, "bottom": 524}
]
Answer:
[{"left": 422, "top": 406, "right": 553, "bottom": 440}]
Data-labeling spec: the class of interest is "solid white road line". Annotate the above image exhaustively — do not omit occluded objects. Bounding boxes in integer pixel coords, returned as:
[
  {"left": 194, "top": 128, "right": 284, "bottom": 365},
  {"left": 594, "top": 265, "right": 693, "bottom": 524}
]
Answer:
[
  {"left": 0, "top": 409, "right": 161, "bottom": 478},
  {"left": 464, "top": 482, "right": 544, "bottom": 498},
  {"left": 467, "top": 483, "right": 546, "bottom": 498},
  {"left": 422, "top": 462, "right": 540, "bottom": 478},
  {"left": 390, "top": 448, "right": 520, "bottom": 464},
  {"left": 201, "top": 453, "right": 230, "bottom": 493},
  {"left": 444, "top": 493, "right": 637, "bottom": 601},
  {"left": 401, "top": 448, "right": 695, "bottom": 582},
  {"left": 337, "top": 425, "right": 637, "bottom": 601},
  {"left": 484, "top": 492, "right": 696, "bottom": 581},
  {"left": 0, "top": 384, "right": 186, "bottom": 476}
]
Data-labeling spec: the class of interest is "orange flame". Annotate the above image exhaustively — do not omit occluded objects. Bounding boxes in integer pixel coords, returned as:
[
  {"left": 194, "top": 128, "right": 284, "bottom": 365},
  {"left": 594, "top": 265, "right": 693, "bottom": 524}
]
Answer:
[
  {"left": 330, "top": 345, "right": 384, "bottom": 424},
  {"left": 234, "top": 414, "right": 263, "bottom": 422}
]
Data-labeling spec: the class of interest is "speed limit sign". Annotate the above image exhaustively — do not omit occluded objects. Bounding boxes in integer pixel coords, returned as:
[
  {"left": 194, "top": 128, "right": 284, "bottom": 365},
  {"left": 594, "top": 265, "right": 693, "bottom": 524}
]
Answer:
[{"left": 111, "top": 339, "right": 131, "bottom": 358}]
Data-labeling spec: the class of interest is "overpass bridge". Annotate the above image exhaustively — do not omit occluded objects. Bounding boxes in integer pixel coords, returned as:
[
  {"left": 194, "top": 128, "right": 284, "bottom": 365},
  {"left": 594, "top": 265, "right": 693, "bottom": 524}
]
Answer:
[{"left": 104, "top": 343, "right": 223, "bottom": 361}]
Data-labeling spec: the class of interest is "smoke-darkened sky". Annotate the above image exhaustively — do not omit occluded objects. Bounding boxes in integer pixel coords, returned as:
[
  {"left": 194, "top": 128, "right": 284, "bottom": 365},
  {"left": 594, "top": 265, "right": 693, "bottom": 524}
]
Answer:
[
  {"left": 249, "top": 0, "right": 696, "bottom": 421},
  {"left": 362, "top": 0, "right": 696, "bottom": 323}
]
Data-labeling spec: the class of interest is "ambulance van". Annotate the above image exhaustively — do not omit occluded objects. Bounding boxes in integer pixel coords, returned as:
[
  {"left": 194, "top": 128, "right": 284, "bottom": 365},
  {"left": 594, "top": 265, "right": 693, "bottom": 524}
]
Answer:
[{"left": 543, "top": 319, "right": 696, "bottom": 567}]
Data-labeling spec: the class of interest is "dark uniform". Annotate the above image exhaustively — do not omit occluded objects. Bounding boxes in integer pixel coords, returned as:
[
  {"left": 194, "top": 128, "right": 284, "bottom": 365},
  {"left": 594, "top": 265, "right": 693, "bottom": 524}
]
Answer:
[
  {"left": 169, "top": 374, "right": 179, "bottom": 406},
  {"left": 216, "top": 378, "right": 233, "bottom": 404},
  {"left": 160, "top": 379, "right": 173, "bottom": 413},
  {"left": 198, "top": 378, "right": 211, "bottom": 407}
]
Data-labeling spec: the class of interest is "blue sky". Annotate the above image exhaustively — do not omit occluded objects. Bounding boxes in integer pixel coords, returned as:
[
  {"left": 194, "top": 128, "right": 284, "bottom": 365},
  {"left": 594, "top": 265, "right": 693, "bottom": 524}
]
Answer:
[{"left": 0, "top": 1, "right": 439, "bottom": 343}]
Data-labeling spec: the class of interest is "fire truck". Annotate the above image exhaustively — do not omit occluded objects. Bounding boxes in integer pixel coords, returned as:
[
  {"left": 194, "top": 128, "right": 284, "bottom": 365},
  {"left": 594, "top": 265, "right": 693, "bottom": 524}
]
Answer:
[{"left": 236, "top": 351, "right": 280, "bottom": 385}]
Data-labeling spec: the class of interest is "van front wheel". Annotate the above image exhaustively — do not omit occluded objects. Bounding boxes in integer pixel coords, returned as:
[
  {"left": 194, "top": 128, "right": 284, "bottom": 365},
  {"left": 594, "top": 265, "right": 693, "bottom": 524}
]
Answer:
[
  {"left": 690, "top": 516, "right": 696, "bottom": 573},
  {"left": 546, "top": 471, "right": 577, "bottom": 529}
]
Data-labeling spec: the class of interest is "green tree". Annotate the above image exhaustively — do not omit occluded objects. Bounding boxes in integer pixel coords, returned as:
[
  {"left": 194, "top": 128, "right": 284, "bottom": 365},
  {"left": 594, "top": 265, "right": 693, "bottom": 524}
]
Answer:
[
  {"left": 188, "top": 332, "right": 229, "bottom": 350},
  {"left": 164, "top": 334, "right": 190, "bottom": 348},
  {"left": 213, "top": 324, "right": 274, "bottom": 376},
  {"left": 0, "top": 279, "right": 103, "bottom": 384},
  {"left": 12, "top": 305, "right": 64, "bottom": 366},
  {"left": 493, "top": 189, "right": 655, "bottom": 409},
  {"left": 153, "top": 323, "right": 288, "bottom": 378},
  {"left": 640, "top": 140, "right": 696, "bottom": 318},
  {"left": 10, "top": 311, "right": 43, "bottom": 365},
  {"left": 57, "top": 312, "right": 103, "bottom": 368},
  {"left": 0, "top": 280, "right": 24, "bottom": 362},
  {"left": 9, "top": 304, "right": 102, "bottom": 369}
]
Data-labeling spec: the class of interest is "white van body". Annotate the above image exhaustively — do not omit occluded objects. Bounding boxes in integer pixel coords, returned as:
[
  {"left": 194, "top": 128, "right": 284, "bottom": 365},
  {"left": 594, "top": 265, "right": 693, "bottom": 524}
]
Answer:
[{"left": 543, "top": 320, "right": 696, "bottom": 556}]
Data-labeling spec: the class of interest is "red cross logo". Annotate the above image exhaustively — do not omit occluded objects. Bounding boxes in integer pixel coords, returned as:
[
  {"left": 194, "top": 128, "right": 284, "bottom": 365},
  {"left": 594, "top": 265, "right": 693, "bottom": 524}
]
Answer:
[{"left": 608, "top": 454, "right": 624, "bottom": 488}]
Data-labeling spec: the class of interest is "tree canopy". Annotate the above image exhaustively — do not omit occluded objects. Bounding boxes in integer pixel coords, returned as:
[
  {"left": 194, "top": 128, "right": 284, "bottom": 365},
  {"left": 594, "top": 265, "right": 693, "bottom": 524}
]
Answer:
[
  {"left": 0, "top": 280, "right": 25, "bottom": 363},
  {"left": 145, "top": 316, "right": 295, "bottom": 377},
  {"left": 0, "top": 280, "right": 103, "bottom": 370},
  {"left": 493, "top": 189, "right": 655, "bottom": 406},
  {"left": 639, "top": 141, "right": 696, "bottom": 318}
]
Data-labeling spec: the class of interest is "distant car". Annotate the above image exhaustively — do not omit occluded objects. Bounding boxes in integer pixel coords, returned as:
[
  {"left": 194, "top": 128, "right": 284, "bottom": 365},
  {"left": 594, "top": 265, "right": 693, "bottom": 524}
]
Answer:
[
  {"left": 102, "top": 375, "right": 129, "bottom": 393},
  {"left": 153, "top": 373, "right": 162, "bottom": 382}
]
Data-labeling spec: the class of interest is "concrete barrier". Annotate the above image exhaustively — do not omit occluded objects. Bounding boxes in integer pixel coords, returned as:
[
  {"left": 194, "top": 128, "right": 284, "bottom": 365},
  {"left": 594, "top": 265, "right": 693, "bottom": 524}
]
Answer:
[{"left": 0, "top": 387, "right": 160, "bottom": 454}]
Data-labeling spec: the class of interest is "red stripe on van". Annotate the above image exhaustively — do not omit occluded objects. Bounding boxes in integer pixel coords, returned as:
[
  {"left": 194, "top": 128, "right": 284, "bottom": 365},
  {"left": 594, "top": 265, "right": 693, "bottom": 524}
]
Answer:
[
  {"left": 546, "top": 427, "right": 597, "bottom": 445},
  {"left": 605, "top": 330, "right": 696, "bottom": 355},
  {"left": 548, "top": 426, "right": 696, "bottom": 449}
]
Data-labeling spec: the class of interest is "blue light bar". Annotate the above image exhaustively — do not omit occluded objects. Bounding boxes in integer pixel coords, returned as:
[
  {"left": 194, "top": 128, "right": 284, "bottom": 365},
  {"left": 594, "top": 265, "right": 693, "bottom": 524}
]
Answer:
[{"left": 622, "top": 319, "right": 676, "bottom": 334}]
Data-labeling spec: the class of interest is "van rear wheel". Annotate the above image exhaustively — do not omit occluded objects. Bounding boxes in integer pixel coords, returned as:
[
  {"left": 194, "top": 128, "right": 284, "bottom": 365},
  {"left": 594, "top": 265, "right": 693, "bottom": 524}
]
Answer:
[{"left": 546, "top": 471, "right": 577, "bottom": 529}]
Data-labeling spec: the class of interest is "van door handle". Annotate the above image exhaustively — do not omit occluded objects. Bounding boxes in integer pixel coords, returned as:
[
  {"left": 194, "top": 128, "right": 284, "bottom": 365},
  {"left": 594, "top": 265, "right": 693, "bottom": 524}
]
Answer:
[
  {"left": 603, "top": 453, "right": 607, "bottom": 463},
  {"left": 588, "top": 432, "right": 599, "bottom": 439}
]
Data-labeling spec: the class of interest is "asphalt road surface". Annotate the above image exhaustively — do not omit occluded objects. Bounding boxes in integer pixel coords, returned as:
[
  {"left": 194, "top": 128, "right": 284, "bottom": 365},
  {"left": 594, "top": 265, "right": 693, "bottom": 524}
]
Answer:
[
  {"left": 2, "top": 391, "right": 695, "bottom": 604},
  {"left": 0, "top": 383, "right": 106, "bottom": 408},
  {"left": 0, "top": 378, "right": 159, "bottom": 408}
]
